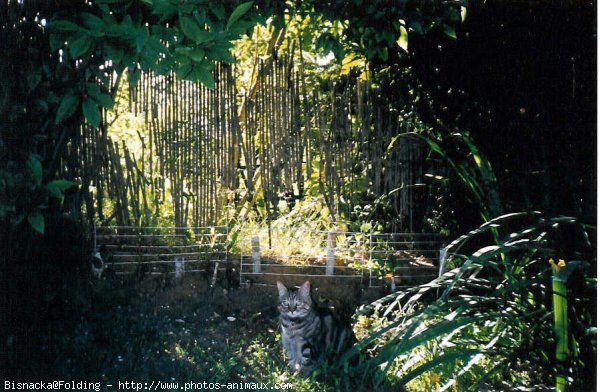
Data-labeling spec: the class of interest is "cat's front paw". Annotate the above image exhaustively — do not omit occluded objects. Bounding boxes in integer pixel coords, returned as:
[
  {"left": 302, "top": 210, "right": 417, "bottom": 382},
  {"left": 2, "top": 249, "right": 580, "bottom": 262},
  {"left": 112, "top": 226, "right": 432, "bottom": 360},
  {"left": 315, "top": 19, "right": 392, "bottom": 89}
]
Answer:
[
  {"left": 288, "top": 361, "right": 313, "bottom": 378},
  {"left": 288, "top": 360, "right": 302, "bottom": 375},
  {"left": 300, "top": 365, "right": 314, "bottom": 378}
]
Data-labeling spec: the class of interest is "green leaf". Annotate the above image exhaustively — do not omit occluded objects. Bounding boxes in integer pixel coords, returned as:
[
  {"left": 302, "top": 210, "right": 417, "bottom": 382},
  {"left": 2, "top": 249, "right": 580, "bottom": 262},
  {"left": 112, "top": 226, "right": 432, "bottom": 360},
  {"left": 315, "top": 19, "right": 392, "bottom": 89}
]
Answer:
[
  {"left": 105, "top": 43, "right": 124, "bottom": 64},
  {"left": 83, "top": 98, "right": 101, "bottom": 127},
  {"left": 49, "top": 33, "right": 64, "bottom": 51},
  {"left": 366, "top": 47, "right": 376, "bottom": 60},
  {"left": 331, "top": 40, "right": 345, "bottom": 62},
  {"left": 175, "top": 46, "right": 193, "bottom": 57},
  {"left": 180, "top": 16, "right": 211, "bottom": 43},
  {"left": 209, "top": 41, "right": 234, "bottom": 52},
  {"left": 409, "top": 20, "right": 424, "bottom": 35},
  {"left": 26, "top": 72, "right": 41, "bottom": 91},
  {"left": 397, "top": 25, "right": 408, "bottom": 52},
  {"left": 193, "top": 65, "right": 215, "bottom": 89},
  {"left": 226, "top": 1, "right": 254, "bottom": 30},
  {"left": 154, "top": 56, "right": 174, "bottom": 75},
  {"left": 443, "top": 23, "right": 457, "bottom": 39},
  {"left": 396, "top": 349, "right": 484, "bottom": 386},
  {"left": 48, "top": 179, "right": 77, "bottom": 191},
  {"left": 193, "top": 8, "right": 207, "bottom": 25},
  {"left": 85, "top": 82, "right": 101, "bottom": 97},
  {"left": 94, "top": 93, "right": 114, "bottom": 109},
  {"left": 341, "top": 56, "right": 364, "bottom": 75},
  {"left": 377, "top": 46, "right": 388, "bottom": 61},
  {"left": 316, "top": 33, "right": 332, "bottom": 53},
  {"left": 226, "top": 20, "right": 254, "bottom": 36},
  {"left": 69, "top": 34, "right": 93, "bottom": 58},
  {"left": 49, "top": 20, "right": 82, "bottom": 32},
  {"left": 26, "top": 155, "right": 42, "bottom": 187},
  {"left": 46, "top": 179, "right": 76, "bottom": 199},
  {"left": 138, "top": 52, "right": 154, "bottom": 71},
  {"left": 36, "top": 99, "right": 49, "bottom": 114},
  {"left": 136, "top": 26, "right": 149, "bottom": 52},
  {"left": 46, "top": 183, "right": 63, "bottom": 199},
  {"left": 209, "top": 3, "right": 226, "bottom": 20},
  {"left": 176, "top": 62, "right": 193, "bottom": 80},
  {"left": 32, "top": 133, "right": 48, "bottom": 142},
  {"left": 80, "top": 12, "right": 105, "bottom": 34},
  {"left": 152, "top": 0, "right": 178, "bottom": 22},
  {"left": 127, "top": 68, "right": 141, "bottom": 86},
  {"left": 86, "top": 83, "right": 114, "bottom": 109},
  {"left": 381, "top": 31, "right": 395, "bottom": 46},
  {"left": 145, "top": 36, "right": 168, "bottom": 56},
  {"left": 27, "top": 211, "right": 45, "bottom": 234},
  {"left": 190, "top": 48, "right": 205, "bottom": 62},
  {"left": 206, "top": 48, "right": 235, "bottom": 64},
  {"left": 55, "top": 92, "right": 80, "bottom": 124}
]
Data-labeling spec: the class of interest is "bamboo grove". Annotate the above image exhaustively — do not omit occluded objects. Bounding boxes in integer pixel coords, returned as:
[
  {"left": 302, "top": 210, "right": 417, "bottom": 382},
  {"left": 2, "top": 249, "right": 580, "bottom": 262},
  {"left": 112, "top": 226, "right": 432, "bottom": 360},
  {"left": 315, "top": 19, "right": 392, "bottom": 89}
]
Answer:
[{"left": 73, "top": 46, "right": 430, "bottom": 232}]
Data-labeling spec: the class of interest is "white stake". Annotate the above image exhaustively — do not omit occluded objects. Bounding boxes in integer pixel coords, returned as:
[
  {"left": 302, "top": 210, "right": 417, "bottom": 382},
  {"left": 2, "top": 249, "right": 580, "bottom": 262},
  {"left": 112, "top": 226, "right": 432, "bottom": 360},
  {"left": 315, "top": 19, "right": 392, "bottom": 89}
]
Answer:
[{"left": 252, "top": 236, "right": 261, "bottom": 273}]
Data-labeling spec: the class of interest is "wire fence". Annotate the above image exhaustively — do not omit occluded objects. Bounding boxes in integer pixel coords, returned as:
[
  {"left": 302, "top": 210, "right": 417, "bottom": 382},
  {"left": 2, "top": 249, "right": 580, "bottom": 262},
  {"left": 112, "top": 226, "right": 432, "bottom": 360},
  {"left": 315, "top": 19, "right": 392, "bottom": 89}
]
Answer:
[
  {"left": 238, "top": 227, "right": 444, "bottom": 289},
  {"left": 94, "top": 224, "right": 444, "bottom": 291},
  {"left": 94, "top": 225, "right": 228, "bottom": 286}
]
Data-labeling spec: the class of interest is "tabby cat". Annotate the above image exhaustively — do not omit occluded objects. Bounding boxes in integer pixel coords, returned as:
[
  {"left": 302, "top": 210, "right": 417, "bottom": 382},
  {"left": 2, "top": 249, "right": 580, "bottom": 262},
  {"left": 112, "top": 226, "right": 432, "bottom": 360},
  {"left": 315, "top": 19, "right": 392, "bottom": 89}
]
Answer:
[{"left": 276, "top": 281, "right": 355, "bottom": 377}]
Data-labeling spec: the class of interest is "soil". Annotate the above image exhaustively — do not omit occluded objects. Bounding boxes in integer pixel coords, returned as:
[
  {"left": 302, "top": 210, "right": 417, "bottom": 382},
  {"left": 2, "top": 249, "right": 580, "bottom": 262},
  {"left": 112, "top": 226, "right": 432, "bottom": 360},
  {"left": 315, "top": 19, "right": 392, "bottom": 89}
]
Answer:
[{"left": 131, "top": 272, "right": 383, "bottom": 336}]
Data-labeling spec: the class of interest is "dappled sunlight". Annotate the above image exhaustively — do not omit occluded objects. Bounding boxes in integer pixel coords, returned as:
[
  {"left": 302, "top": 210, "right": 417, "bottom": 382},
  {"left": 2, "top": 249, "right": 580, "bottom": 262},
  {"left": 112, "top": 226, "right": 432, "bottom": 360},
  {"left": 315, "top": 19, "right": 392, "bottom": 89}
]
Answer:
[{"left": 1, "top": 0, "right": 595, "bottom": 390}]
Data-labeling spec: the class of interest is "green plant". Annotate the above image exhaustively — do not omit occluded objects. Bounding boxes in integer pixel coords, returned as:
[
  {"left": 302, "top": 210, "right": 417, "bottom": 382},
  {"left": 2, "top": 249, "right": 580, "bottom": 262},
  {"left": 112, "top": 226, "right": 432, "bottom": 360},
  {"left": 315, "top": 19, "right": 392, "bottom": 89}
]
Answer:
[
  {"left": 1, "top": 1, "right": 259, "bottom": 237},
  {"left": 345, "top": 212, "right": 594, "bottom": 390},
  {"left": 229, "top": 196, "right": 336, "bottom": 257},
  {"left": 549, "top": 257, "right": 583, "bottom": 392},
  {"left": 388, "top": 131, "right": 502, "bottom": 225},
  {"left": 0, "top": 154, "right": 76, "bottom": 233},
  {"left": 298, "top": 0, "right": 467, "bottom": 65}
]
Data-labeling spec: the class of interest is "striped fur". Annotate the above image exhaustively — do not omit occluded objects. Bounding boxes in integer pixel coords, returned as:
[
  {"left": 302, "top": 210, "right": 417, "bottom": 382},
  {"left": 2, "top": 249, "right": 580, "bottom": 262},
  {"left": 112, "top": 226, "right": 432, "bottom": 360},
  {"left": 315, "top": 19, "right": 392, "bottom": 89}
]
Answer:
[{"left": 277, "top": 281, "right": 355, "bottom": 377}]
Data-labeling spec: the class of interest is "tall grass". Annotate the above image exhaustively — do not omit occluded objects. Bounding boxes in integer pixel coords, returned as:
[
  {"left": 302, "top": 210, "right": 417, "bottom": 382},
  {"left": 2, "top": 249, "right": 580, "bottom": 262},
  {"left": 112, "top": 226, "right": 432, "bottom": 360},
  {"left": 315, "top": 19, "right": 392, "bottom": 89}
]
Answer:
[
  {"left": 344, "top": 212, "right": 593, "bottom": 390},
  {"left": 344, "top": 132, "right": 596, "bottom": 390},
  {"left": 387, "top": 131, "right": 503, "bottom": 223}
]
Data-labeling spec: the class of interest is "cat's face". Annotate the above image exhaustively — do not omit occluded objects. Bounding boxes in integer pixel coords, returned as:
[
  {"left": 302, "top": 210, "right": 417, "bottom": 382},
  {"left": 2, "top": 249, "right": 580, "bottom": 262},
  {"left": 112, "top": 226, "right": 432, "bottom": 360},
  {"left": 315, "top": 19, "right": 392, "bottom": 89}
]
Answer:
[{"left": 277, "top": 281, "right": 313, "bottom": 318}]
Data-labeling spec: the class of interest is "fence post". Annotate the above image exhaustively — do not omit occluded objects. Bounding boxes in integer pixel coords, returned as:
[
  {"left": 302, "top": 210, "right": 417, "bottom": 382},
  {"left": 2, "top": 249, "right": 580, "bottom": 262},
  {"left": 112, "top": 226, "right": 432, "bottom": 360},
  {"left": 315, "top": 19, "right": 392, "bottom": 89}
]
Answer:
[
  {"left": 175, "top": 258, "right": 185, "bottom": 279},
  {"left": 212, "top": 225, "right": 228, "bottom": 288},
  {"left": 390, "top": 272, "right": 397, "bottom": 292},
  {"left": 438, "top": 247, "right": 447, "bottom": 276},
  {"left": 368, "top": 229, "right": 373, "bottom": 287},
  {"left": 326, "top": 230, "right": 335, "bottom": 276},
  {"left": 251, "top": 236, "right": 261, "bottom": 273}
]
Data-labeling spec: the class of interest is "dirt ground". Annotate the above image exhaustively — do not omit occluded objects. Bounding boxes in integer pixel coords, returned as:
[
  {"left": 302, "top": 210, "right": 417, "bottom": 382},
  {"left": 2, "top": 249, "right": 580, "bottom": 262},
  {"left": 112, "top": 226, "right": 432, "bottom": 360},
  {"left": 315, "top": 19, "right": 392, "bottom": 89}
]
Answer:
[
  {"left": 132, "top": 272, "right": 382, "bottom": 339},
  {"left": 4, "top": 259, "right": 400, "bottom": 392}
]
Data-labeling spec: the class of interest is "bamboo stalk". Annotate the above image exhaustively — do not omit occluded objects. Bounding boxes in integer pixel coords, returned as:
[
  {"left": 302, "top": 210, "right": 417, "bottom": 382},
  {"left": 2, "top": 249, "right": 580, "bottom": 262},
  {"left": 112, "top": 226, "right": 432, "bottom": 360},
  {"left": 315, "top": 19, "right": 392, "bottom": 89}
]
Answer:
[{"left": 552, "top": 270, "right": 569, "bottom": 392}]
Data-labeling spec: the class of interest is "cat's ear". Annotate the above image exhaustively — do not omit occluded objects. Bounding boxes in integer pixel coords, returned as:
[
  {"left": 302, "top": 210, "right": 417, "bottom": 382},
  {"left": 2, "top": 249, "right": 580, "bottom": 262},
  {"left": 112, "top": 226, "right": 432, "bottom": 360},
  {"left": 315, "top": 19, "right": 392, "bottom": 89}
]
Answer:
[
  {"left": 276, "top": 281, "right": 288, "bottom": 299},
  {"left": 299, "top": 281, "right": 311, "bottom": 300}
]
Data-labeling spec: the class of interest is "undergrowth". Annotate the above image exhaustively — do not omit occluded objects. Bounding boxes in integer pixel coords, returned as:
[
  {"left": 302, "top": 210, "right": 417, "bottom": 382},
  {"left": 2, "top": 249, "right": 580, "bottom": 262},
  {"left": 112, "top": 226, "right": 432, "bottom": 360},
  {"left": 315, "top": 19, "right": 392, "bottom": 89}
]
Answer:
[{"left": 8, "top": 273, "right": 379, "bottom": 391}]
